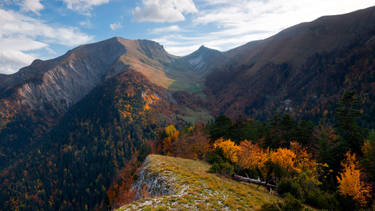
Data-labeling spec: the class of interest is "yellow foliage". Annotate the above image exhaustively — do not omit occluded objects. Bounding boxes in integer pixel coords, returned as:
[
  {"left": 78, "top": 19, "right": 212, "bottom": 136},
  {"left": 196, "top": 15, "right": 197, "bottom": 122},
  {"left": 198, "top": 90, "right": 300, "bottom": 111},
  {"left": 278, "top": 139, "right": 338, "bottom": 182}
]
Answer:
[
  {"left": 162, "top": 125, "right": 180, "bottom": 154},
  {"left": 237, "top": 140, "right": 269, "bottom": 169},
  {"left": 290, "top": 141, "right": 318, "bottom": 173},
  {"left": 362, "top": 140, "right": 372, "bottom": 155},
  {"left": 214, "top": 138, "right": 240, "bottom": 163},
  {"left": 270, "top": 148, "right": 296, "bottom": 172},
  {"left": 143, "top": 92, "right": 160, "bottom": 111},
  {"left": 337, "top": 151, "right": 371, "bottom": 206},
  {"left": 165, "top": 125, "right": 178, "bottom": 138}
]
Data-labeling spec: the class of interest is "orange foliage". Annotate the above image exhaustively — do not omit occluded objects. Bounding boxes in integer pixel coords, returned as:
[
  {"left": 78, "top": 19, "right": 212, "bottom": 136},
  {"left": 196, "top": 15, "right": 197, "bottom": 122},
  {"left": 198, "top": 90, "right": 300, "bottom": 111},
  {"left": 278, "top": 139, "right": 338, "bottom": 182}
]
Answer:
[
  {"left": 165, "top": 125, "right": 178, "bottom": 138},
  {"left": 337, "top": 152, "right": 371, "bottom": 206},
  {"left": 290, "top": 142, "right": 318, "bottom": 172},
  {"left": 270, "top": 148, "right": 297, "bottom": 172},
  {"left": 214, "top": 138, "right": 240, "bottom": 163},
  {"left": 237, "top": 140, "right": 269, "bottom": 169},
  {"left": 235, "top": 141, "right": 320, "bottom": 177},
  {"left": 162, "top": 125, "right": 180, "bottom": 155},
  {"left": 142, "top": 92, "right": 160, "bottom": 110},
  {"left": 106, "top": 153, "right": 139, "bottom": 208},
  {"left": 157, "top": 124, "right": 211, "bottom": 160}
]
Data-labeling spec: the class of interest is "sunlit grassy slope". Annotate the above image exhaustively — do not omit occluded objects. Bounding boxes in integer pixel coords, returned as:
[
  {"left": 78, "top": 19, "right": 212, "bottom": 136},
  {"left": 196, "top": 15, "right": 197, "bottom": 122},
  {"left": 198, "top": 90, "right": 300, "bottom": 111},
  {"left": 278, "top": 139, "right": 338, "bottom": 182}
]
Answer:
[{"left": 118, "top": 154, "right": 281, "bottom": 211}]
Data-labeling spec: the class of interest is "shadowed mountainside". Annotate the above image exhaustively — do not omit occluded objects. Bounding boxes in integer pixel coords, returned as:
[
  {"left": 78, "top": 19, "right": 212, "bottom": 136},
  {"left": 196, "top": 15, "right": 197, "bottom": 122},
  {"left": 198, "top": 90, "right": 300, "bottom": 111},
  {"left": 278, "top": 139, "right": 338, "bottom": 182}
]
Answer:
[{"left": 205, "top": 6, "right": 375, "bottom": 124}]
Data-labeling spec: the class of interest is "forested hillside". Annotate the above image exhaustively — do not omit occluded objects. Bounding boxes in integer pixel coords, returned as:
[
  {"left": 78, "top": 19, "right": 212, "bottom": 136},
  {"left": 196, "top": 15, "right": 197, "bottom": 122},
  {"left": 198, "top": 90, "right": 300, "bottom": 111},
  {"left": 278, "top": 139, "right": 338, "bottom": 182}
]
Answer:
[{"left": 116, "top": 91, "right": 373, "bottom": 210}]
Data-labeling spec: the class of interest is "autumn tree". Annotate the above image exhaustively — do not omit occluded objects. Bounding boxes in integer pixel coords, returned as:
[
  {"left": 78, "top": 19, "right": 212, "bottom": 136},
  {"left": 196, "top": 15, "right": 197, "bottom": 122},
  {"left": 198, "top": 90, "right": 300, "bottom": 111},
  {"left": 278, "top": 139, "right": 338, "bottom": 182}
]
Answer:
[
  {"left": 168, "top": 123, "right": 211, "bottom": 160},
  {"left": 213, "top": 138, "right": 240, "bottom": 163},
  {"left": 337, "top": 151, "right": 371, "bottom": 206},
  {"left": 237, "top": 140, "right": 269, "bottom": 169},
  {"left": 270, "top": 148, "right": 297, "bottom": 173},
  {"left": 161, "top": 125, "right": 180, "bottom": 155},
  {"left": 290, "top": 142, "right": 319, "bottom": 172}
]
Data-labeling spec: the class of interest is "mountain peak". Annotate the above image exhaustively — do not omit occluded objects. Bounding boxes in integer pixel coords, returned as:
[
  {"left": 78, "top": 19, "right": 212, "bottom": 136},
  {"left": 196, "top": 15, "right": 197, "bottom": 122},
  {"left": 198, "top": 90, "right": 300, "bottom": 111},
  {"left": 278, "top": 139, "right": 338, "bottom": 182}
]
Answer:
[{"left": 198, "top": 45, "right": 207, "bottom": 50}]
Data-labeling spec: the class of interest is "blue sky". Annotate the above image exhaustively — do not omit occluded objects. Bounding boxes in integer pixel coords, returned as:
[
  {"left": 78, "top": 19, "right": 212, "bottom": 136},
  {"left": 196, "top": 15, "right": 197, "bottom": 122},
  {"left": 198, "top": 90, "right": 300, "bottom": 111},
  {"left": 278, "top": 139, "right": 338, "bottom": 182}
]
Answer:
[{"left": 0, "top": 0, "right": 374, "bottom": 74}]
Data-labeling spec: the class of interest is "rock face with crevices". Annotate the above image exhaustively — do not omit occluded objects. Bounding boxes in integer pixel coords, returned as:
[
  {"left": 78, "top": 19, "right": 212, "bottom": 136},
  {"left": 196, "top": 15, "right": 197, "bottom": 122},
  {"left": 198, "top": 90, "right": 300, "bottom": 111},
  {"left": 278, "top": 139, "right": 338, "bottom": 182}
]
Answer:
[
  {"left": 131, "top": 159, "right": 176, "bottom": 200},
  {"left": 0, "top": 37, "right": 127, "bottom": 114},
  {"left": 0, "top": 37, "right": 186, "bottom": 120}
]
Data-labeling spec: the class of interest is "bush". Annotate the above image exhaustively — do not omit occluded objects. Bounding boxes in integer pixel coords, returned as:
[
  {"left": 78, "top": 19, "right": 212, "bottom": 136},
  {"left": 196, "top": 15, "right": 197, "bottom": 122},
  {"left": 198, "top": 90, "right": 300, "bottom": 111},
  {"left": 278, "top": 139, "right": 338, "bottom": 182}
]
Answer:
[
  {"left": 209, "top": 162, "right": 234, "bottom": 175},
  {"left": 337, "top": 194, "right": 357, "bottom": 211},
  {"left": 259, "top": 202, "right": 282, "bottom": 211},
  {"left": 305, "top": 188, "right": 338, "bottom": 209},
  {"left": 277, "top": 178, "right": 303, "bottom": 200},
  {"left": 259, "top": 194, "right": 304, "bottom": 211},
  {"left": 206, "top": 148, "right": 225, "bottom": 164},
  {"left": 283, "top": 193, "right": 303, "bottom": 211}
]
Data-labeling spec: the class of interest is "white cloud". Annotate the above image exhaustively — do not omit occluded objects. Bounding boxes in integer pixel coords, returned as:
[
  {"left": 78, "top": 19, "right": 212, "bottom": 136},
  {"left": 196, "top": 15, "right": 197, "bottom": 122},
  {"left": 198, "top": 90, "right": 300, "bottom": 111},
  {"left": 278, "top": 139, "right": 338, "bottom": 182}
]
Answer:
[
  {"left": 133, "top": 0, "right": 198, "bottom": 22},
  {"left": 110, "top": 22, "right": 122, "bottom": 30},
  {"left": 155, "top": 0, "right": 375, "bottom": 56},
  {"left": 0, "top": 50, "right": 36, "bottom": 74},
  {"left": 150, "top": 25, "right": 181, "bottom": 34},
  {"left": 79, "top": 19, "right": 92, "bottom": 28},
  {"left": 0, "top": 8, "right": 93, "bottom": 74},
  {"left": 62, "top": 0, "right": 109, "bottom": 14},
  {"left": 21, "top": 0, "right": 44, "bottom": 15}
]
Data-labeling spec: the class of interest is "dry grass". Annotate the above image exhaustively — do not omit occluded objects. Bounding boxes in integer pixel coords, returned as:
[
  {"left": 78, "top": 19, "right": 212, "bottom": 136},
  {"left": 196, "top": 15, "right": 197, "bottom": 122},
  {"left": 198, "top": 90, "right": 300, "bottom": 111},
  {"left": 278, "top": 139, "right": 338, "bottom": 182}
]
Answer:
[{"left": 118, "top": 155, "right": 281, "bottom": 211}]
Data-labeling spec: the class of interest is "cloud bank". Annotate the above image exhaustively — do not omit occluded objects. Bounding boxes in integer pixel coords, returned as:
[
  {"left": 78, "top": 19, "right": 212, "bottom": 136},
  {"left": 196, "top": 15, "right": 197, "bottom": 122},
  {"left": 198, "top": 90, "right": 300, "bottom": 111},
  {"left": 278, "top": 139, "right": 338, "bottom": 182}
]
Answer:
[
  {"left": 0, "top": 8, "right": 92, "bottom": 74},
  {"left": 133, "top": 0, "right": 198, "bottom": 22}
]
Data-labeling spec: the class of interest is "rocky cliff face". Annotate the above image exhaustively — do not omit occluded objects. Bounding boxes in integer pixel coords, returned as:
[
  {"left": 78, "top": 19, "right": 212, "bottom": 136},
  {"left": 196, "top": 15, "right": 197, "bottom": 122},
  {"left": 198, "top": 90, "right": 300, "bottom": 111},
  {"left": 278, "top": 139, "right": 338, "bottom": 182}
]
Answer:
[
  {"left": 131, "top": 158, "right": 176, "bottom": 200},
  {"left": 0, "top": 37, "right": 190, "bottom": 120},
  {"left": 0, "top": 38, "right": 127, "bottom": 116}
]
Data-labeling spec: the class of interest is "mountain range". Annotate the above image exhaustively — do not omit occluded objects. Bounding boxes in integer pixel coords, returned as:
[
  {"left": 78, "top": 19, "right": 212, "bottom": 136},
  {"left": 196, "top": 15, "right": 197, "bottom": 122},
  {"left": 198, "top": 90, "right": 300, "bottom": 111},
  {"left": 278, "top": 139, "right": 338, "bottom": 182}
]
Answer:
[{"left": 1, "top": 6, "right": 375, "bottom": 210}]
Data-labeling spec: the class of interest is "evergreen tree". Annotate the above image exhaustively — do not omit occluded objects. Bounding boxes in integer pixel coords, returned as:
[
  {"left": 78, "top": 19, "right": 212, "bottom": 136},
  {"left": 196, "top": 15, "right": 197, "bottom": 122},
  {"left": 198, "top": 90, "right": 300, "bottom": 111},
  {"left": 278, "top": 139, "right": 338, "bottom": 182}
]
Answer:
[{"left": 335, "top": 91, "right": 364, "bottom": 155}]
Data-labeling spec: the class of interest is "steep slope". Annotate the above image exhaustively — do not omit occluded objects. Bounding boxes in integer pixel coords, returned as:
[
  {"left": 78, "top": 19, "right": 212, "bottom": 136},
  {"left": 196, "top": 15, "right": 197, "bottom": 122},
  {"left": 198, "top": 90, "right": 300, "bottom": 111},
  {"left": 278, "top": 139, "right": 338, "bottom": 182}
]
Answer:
[
  {"left": 180, "top": 45, "right": 228, "bottom": 74},
  {"left": 0, "top": 38, "right": 126, "bottom": 115},
  {"left": 205, "top": 6, "right": 375, "bottom": 125},
  {"left": 0, "top": 38, "right": 217, "bottom": 210},
  {"left": 118, "top": 155, "right": 280, "bottom": 210},
  {"left": 225, "top": 6, "right": 375, "bottom": 69},
  {"left": 0, "top": 37, "right": 216, "bottom": 126},
  {"left": 0, "top": 37, "right": 215, "bottom": 167},
  {"left": 0, "top": 70, "right": 183, "bottom": 210}
]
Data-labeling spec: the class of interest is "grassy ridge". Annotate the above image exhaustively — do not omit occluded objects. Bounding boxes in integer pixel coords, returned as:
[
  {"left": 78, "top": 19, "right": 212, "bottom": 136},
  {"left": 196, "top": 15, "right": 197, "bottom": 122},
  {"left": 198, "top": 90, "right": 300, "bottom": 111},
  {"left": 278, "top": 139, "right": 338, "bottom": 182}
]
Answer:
[{"left": 118, "top": 154, "right": 280, "bottom": 211}]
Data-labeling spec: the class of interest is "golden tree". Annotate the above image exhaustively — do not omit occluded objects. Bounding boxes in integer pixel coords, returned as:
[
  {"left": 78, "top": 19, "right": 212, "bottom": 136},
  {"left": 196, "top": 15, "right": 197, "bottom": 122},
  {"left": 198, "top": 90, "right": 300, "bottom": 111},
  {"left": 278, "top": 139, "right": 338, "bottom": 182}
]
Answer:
[
  {"left": 213, "top": 138, "right": 240, "bottom": 163},
  {"left": 270, "top": 148, "right": 297, "bottom": 172},
  {"left": 337, "top": 151, "right": 371, "bottom": 206},
  {"left": 290, "top": 141, "right": 319, "bottom": 173},
  {"left": 237, "top": 140, "right": 269, "bottom": 169},
  {"left": 162, "top": 125, "right": 179, "bottom": 155}
]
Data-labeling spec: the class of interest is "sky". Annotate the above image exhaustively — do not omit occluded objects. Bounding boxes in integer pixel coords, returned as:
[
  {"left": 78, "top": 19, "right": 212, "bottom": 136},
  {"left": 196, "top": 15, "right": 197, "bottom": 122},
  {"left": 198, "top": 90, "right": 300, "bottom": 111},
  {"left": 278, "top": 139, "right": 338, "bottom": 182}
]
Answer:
[{"left": 0, "top": 0, "right": 374, "bottom": 74}]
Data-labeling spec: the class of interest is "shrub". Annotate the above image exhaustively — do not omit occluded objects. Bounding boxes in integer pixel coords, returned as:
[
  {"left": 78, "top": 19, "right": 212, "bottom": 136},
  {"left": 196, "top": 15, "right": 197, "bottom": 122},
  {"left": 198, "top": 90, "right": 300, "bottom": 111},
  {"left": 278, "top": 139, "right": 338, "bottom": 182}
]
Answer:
[
  {"left": 206, "top": 148, "right": 224, "bottom": 164},
  {"left": 277, "top": 178, "right": 303, "bottom": 200},
  {"left": 283, "top": 193, "right": 304, "bottom": 211},
  {"left": 259, "top": 194, "right": 304, "bottom": 211},
  {"left": 209, "top": 162, "right": 234, "bottom": 175},
  {"left": 305, "top": 188, "right": 338, "bottom": 209},
  {"left": 259, "top": 202, "right": 282, "bottom": 211}
]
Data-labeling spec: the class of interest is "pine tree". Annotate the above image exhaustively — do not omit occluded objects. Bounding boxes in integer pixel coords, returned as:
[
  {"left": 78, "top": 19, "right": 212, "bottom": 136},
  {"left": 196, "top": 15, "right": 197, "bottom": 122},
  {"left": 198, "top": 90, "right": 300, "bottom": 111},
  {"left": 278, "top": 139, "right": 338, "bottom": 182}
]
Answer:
[{"left": 335, "top": 91, "right": 364, "bottom": 155}]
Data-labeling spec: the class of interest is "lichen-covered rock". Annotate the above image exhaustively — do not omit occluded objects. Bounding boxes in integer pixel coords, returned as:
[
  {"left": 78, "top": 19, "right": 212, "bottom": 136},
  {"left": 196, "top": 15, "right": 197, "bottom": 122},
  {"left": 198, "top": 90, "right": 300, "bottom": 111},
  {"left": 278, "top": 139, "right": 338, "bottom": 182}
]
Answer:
[{"left": 132, "top": 160, "right": 176, "bottom": 200}]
